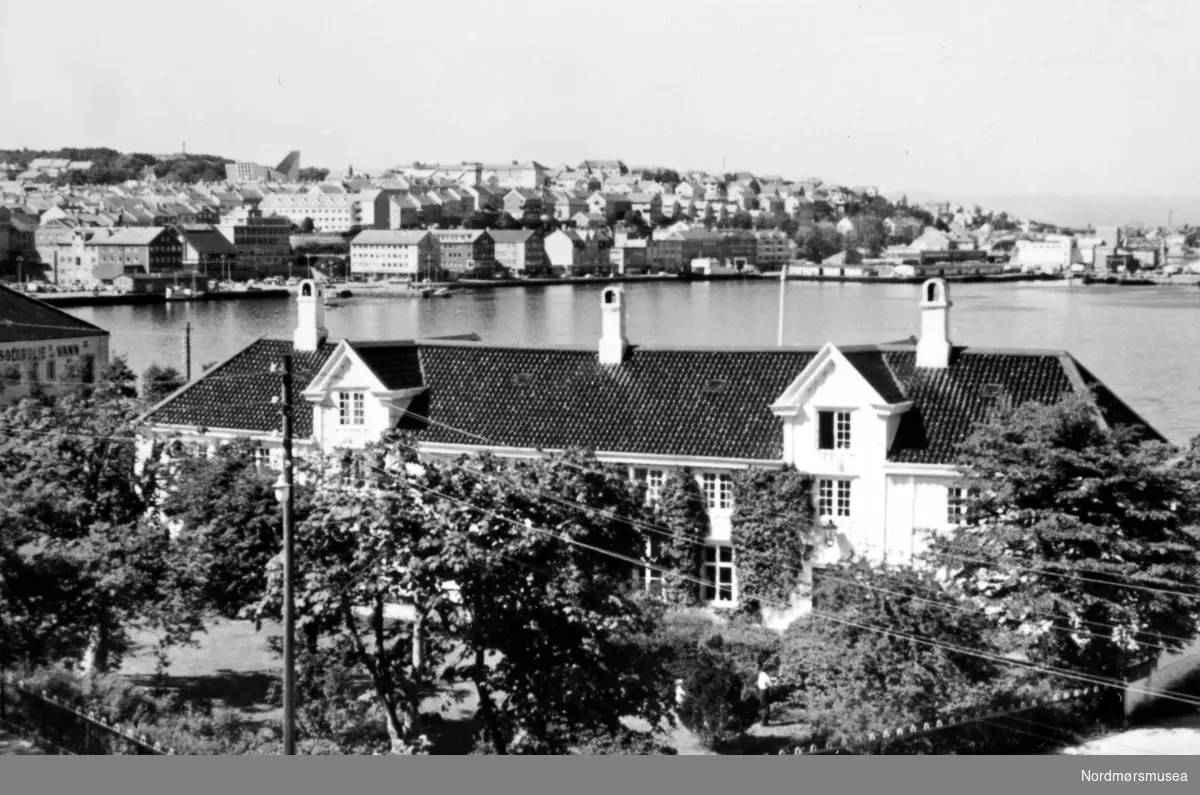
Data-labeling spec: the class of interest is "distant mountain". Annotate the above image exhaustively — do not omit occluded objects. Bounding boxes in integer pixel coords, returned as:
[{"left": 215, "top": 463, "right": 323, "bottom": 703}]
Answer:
[{"left": 887, "top": 191, "right": 1200, "bottom": 229}]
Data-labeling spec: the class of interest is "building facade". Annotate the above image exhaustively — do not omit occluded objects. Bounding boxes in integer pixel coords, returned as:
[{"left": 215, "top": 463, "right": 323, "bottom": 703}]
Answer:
[
  {"left": 429, "top": 229, "right": 495, "bottom": 276},
  {"left": 138, "top": 279, "right": 1160, "bottom": 623},
  {"left": 216, "top": 207, "right": 294, "bottom": 275},
  {"left": 488, "top": 229, "right": 548, "bottom": 276},
  {"left": 349, "top": 230, "right": 439, "bottom": 280},
  {"left": 88, "top": 227, "right": 184, "bottom": 278},
  {"left": 0, "top": 284, "right": 110, "bottom": 404}
]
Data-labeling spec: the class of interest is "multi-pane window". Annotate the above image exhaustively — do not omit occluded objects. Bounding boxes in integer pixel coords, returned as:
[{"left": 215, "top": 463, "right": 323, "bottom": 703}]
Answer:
[
  {"left": 338, "top": 391, "right": 365, "bottom": 426},
  {"left": 633, "top": 536, "right": 664, "bottom": 595},
  {"left": 702, "top": 544, "right": 736, "bottom": 604},
  {"left": 947, "top": 487, "right": 971, "bottom": 525},
  {"left": 632, "top": 468, "right": 666, "bottom": 504},
  {"left": 818, "top": 410, "right": 851, "bottom": 450},
  {"left": 45, "top": 360, "right": 55, "bottom": 380},
  {"left": 700, "top": 472, "right": 733, "bottom": 511},
  {"left": 818, "top": 479, "right": 852, "bottom": 518},
  {"left": 251, "top": 446, "right": 270, "bottom": 470}
]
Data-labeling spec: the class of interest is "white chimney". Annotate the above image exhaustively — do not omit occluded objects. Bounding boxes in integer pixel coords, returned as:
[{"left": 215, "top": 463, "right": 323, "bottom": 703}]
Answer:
[
  {"left": 916, "top": 277, "right": 951, "bottom": 369},
  {"left": 294, "top": 278, "right": 328, "bottom": 352},
  {"left": 598, "top": 285, "right": 629, "bottom": 365}
]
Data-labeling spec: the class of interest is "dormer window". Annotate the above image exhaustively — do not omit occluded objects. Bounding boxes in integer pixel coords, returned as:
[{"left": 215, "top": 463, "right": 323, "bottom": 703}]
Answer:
[
  {"left": 338, "top": 391, "right": 365, "bottom": 426},
  {"left": 818, "top": 410, "right": 851, "bottom": 450}
]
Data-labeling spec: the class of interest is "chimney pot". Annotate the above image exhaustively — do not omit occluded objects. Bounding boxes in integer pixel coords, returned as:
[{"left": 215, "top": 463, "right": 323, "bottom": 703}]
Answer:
[
  {"left": 916, "top": 278, "right": 951, "bottom": 369},
  {"left": 294, "top": 278, "right": 328, "bottom": 351},
  {"left": 598, "top": 286, "right": 629, "bottom": 365}
]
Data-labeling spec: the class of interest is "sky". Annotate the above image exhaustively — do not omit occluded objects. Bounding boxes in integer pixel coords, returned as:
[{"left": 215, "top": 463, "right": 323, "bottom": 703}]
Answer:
[{"left": 3, "top": 0, "right": 1199, "bottom": 199}]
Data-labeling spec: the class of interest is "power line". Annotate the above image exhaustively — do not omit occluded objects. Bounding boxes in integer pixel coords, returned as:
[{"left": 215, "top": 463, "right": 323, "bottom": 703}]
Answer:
[
  {"left": 367, "top": 461, "right": 1200, "bottom": 711},
  {"left": 383, "top": 435, "right": 1200, "bottom": 648},
  {"left": 938, "top": 550, "right": 1200, "bottom": 599}
]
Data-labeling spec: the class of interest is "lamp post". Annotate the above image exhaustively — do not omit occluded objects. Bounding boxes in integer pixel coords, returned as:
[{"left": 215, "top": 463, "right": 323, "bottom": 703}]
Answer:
[{"left": 273, "top": 354, "right": 296, "bottom": 755}]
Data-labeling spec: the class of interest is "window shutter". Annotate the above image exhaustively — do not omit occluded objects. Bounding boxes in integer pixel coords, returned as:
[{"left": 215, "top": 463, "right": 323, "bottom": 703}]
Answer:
[{"left": 818, "top": 411, "right": 834, "bottom": 449}]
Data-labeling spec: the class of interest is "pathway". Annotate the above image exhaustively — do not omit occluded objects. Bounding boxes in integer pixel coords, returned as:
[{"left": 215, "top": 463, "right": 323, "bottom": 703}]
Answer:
[{"left": 1060, "top": 712, "right": 1200, "bottom": 756}]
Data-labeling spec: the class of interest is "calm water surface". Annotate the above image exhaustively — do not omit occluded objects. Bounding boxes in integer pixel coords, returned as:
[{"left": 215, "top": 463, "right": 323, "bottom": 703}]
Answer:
[{"left": 63, "top": 281, "right": 1200, "bottom": 444}]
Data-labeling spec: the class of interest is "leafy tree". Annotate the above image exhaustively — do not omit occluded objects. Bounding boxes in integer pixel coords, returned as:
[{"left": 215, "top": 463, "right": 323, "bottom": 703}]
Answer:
[
  {"left": 926, "top": 394, "right": 1200, "bottom": 697},
  {"left": 796, "top": 227, "right": 842, "bottom": 263},
  {"left": 649, "top": 469, "right": 709, "bottom": 606},
  {"left": 727, "top": 211, "right": 754, "bottom": 230},
  {"left": 676, "top": 645, "right": 757, "bottom": 748},
  {"left": 778, "top": 561, "right": 1019, "bottom": 750},
  {"left": 160, "top": 439, "right": 313, "bottom": 621},
  {"left": 299, "top": 167, "right": 330, "bottom": 182},
  {"left": 495, "top": 212, "right": 522, "bottom": 230},
  {"left": 730, "top": 467, "right": 816, "bottom": 614},
  {"left": 260, "top": 438, "right": 673, "bottom": 754},
  {"left": 433, "top": 448, "right": 673, "bottom": 753},
  {"left": 299, "top": 217, "right": 315, "bottom": 234},
  {"left": 0, "top": 359, "right": 205, "bottom": 672},
  {"left": 141, "top": 364, "right": 185, "bottom": 406}
]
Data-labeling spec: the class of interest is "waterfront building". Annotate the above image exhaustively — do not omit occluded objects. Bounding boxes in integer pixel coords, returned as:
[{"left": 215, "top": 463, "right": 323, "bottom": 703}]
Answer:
[
  {"left": 0, "top": 284, "right": 109, "bottom": 404},
  {"left": 544, "top": 228, "right": 612, "bottom": 275},
  {"left": 753, "top": 230, "right": 796, "bottom": 267},
  {"left": 1010, "top": 236, "right": 1082, "bottom": 275},
  {"left": 87, "top": 226, "right": 184, "bottom": 279},
  {"left": 178, "top": 227, "right": 240, "bottom": 278},
  {"left": 349, "top": 230, "right": 439, "bottom": 281},
  {"left": 488, "top": 229, "right": 549, "bottom": 277},
  {"left": 428, "top": 229, "right": 495, "bottom": 277},
  {"left": 215, "top": 206, "right": 293, "bottom": 275},
  {"left": 137, "top": 279, "right": 1160, "bottom": 623}
]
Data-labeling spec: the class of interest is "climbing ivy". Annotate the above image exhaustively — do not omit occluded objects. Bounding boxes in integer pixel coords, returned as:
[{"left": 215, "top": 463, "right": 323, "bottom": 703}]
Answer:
[
  {"left": 650, "top": 468, "right": 710, "bottom": 606},
  {"left": 730, "top": 466, "right": 817, "bottom": 615}
]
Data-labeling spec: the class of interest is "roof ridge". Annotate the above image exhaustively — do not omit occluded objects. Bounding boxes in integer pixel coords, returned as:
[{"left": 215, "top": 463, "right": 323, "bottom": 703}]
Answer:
[{"left": 0, "top": 283, "right": 109, "bottom": 335}]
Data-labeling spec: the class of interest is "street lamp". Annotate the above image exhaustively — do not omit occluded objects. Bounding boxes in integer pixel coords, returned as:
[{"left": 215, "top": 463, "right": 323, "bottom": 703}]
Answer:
[{"left": 272, "top": 464, "right": 295, "bottom": 755}]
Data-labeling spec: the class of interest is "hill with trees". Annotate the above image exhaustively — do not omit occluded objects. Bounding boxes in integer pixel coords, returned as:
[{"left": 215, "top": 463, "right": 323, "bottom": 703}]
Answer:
[{"left": 0, "top": 147, "right": 234, "bottom": 185}]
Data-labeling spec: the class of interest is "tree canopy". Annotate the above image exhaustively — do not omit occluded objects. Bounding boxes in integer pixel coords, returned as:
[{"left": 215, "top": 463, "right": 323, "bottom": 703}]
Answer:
[{"left": 926, "top": 394, "right": 1200, "bottom": 688}]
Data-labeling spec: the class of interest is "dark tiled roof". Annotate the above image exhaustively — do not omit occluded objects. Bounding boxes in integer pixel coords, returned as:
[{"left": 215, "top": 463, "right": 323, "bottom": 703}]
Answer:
[
  {"left": 410, "top": 345, "right": 817, "bottom": 460},
  {"left": 144, "top": 338, "right": 336, "bottom": 436},
  {"left": 348, "top": 341, "right": 423, "bottom": 391},
  {"left": 0, "top": 284, "right": 109, "bottom": 343},
  {"left": 141, "top": 335, "right": 1163, "bottom": 465},
  {"left": 879, "top": 346, "right": 1164, "bottom": 463}
]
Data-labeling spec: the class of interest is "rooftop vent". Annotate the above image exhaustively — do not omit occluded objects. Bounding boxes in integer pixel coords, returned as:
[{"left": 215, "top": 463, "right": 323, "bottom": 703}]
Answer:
[
  {"left": 982, "top": 384, "right": 1003, "bottom": 399},
  {"left": 702, "top": 379, "right": 728, "bottom": 394},
  {"left": 512, "top": 373, "right": 535, "bottom": 387}
]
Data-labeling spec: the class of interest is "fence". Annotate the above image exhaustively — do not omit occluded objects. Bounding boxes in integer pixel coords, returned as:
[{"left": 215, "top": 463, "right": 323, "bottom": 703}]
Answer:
[
  {"left": 780, "top": 686, "right": 1103, "bottom": 755},
  {"left": 0, "top": 676, "right": 173, "bottom": 755}
]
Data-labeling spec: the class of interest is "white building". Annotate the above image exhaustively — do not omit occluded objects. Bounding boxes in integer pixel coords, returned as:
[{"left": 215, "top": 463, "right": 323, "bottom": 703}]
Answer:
[
  {"left": 1010, "top": 236, "right": 1082, "bottom": 274},
  {"left": 258, "top": 192, "right": 362, "bottom": 233},
  {"left": 349, "top": 230, "right": 438, "bottom": 280},
  {"left": 138, "top": 279, "right": 1160, "bottom": 622}
]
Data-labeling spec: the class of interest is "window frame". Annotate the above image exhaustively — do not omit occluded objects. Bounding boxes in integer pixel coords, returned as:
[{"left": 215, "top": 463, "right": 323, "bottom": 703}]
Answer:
[
  {"left": 337, "top": 390, "right": 366, "bottom": 426},
  {"left": 818, "top": 478, "right": 852, "bottom": 519},
  {"left": 700, "top": 471, "right": 733, "bottom": 511},
  {"left": 701, "top": 543, "right": 736, "bottom": 605}
]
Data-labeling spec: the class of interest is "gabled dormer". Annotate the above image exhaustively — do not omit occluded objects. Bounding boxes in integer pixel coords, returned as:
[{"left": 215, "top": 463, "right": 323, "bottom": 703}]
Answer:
[
  {"left": 770, "top": 342, "right": 912, "bottom": 472},
  {"left": 302, "top": 340, "right": 426, "bottom": 451}
]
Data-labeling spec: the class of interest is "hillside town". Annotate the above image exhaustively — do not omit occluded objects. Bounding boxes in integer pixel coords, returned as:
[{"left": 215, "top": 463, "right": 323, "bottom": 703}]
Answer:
[
  {"left": 2, "top": 153, "right": 1200, "bottom": 762},
  {"left": 4, "top": 150, "right": 1199, "bottom": 294}
]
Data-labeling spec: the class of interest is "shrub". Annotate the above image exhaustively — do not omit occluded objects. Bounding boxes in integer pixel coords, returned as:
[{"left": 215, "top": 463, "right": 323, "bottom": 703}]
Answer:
[
  {"left": 676, "top": 653, "right": 757, "bottom": 748},
  {"left": 716, "top": 618, "right": 782, "bottom": 675}
]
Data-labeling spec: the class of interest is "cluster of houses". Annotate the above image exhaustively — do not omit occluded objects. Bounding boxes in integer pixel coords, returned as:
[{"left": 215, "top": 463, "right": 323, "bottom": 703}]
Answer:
[{"left": 5, "top": 153, "right": 1198, "bottom": 291}]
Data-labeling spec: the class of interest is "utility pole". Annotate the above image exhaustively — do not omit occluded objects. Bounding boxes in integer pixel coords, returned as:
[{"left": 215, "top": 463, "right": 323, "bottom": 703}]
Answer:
[
  {"left": 183, "top": 323, "right": 192, "bottom": 381},
  {"left": 776, "top": 266, "right": 787, "bottom": 347},
  {"left": 280, "top": 354, "right": 296, "bottom": 755}
]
